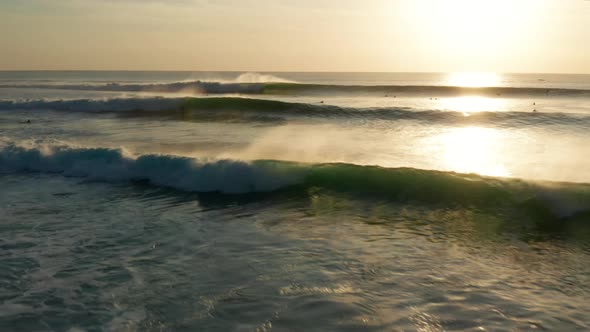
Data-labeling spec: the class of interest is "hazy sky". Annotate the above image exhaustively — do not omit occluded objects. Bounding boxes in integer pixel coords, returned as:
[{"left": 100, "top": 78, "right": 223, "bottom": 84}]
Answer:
[{"left": 1, "top": 0, "right": 589, "bottom": 73}]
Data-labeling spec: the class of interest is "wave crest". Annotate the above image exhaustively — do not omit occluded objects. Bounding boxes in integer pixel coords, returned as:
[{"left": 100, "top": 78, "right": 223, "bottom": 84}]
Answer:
[
  {"left": 2, "top": 140, "right": 589, "bottom": 220},
  {"left": 0, "top": 141, "right": 304, "bottom": 193},
  {"left": 233, "top": 72, "right": 295, "bottom": 83}
]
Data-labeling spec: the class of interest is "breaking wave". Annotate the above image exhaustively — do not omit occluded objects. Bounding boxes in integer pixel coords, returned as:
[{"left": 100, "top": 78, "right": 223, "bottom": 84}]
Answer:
[{"left": 1, "top": 140, "right": 589, "bottom": 221}]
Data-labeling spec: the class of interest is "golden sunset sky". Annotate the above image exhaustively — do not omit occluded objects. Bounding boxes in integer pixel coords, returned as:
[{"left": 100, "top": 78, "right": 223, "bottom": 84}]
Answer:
[{"left": 1, "top": 0, "right": 589, "bottom": 73}]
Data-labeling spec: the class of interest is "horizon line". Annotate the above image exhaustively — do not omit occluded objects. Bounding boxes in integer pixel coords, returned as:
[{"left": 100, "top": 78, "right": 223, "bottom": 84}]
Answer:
[{"left": 0, "top": 69, "right": 589, "bottom": 75}]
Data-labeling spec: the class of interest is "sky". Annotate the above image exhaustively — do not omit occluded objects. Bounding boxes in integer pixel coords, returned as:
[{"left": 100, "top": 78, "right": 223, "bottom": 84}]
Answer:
[{"left": 0, "top": 0, "right": 589, "bottom": 73}]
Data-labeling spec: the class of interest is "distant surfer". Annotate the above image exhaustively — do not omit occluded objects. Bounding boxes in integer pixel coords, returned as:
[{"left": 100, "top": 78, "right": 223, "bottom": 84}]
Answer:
[
  {"left": 319, "top": 100, "right": 324, "bottom": 104},
  {"left": 26, "top": 119, "right": 31, "bottom": 123}
]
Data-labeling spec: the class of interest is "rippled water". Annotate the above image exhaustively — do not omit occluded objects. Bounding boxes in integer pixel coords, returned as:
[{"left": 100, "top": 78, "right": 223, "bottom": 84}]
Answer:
[{"left": 2, "top": 174, "right": 590, "bottom": 331}]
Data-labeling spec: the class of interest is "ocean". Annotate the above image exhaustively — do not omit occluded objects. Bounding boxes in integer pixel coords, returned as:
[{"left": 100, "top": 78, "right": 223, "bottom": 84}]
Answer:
[{"left": 1, "top": 71, "right": 590, "bottom": 331}]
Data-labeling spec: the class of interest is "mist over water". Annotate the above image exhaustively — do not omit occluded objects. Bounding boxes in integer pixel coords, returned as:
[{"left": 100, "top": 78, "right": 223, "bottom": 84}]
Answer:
[{"left": 1, "top": 71, "right": 590, "bottom": 331}]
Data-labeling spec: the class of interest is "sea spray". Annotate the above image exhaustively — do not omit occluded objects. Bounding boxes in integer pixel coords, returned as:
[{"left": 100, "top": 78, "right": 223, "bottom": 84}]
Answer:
[{"left": 2, "top": 140, "right": 589, "bottom": 220}]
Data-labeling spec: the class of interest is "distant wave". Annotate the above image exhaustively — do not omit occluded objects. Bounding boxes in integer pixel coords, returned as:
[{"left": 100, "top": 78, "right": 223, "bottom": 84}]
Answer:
[
  {"left": 0, "top": 97, "right": 184, "bottom": 112},
  {"left": 1, "top": 140, "right": 589, "bottom": 221},
  {"left": 2, "top": 97, "right": 589, "bottom": 127},
  {"left": 2, "top": 81, "right": 589, "bottom": 97},
  {"left": 261, "top": 83, "right": 590, "bottom": 97}
]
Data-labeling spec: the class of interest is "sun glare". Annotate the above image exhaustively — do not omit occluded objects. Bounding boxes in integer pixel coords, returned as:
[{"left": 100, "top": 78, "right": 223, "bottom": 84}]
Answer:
[
  {"left": 403, "top": 0, "right": 542, "bottom": 70},
  {"left": 438, "top": 127, "right": 509, "bottom": 177},
  {"left": 438, "top": 96, "right": 506, "bottom": 114},
  {"left": 447, "top": 72, "right": 500, "bottom": 88}
]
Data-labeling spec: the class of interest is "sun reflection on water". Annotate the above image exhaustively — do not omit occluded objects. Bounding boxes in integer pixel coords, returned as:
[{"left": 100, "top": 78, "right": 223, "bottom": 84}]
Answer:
[
  {"left": 439, "top": 126, "right": 509, "bottom": 177},
  {"left": 447, "top": 72, "right": 501, "bottom": 88},
  {"left": 438, "top": 96, "right": 506, "bottom": 114}
]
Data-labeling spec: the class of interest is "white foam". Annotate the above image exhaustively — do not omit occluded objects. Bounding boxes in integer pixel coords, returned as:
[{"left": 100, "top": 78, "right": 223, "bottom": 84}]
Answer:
[
  {"left": 232, "top": 73, "right": 294, "bottom": 83},
  {"left": 0, "top": 140, "right": 304, "bottom": 193}
]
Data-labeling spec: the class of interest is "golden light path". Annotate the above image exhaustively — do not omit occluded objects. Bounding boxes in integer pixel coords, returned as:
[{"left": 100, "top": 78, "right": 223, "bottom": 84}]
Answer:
[
  {"left": 447, "top": 72, "right": 501, "bottom": 88},
  {"left": 438, "top": 96, "right": 506, "bottom": 115},
  {"left": 438, "top": 126, "right": 509, "bottom": 177},
  {"left": 440, "top": 72, "right": 505, "bottom": 114}
]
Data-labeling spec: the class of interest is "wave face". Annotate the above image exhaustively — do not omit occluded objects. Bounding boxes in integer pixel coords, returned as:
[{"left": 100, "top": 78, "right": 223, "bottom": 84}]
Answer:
[
  {"left": 2, "top": 81, "right": 590, "bottom": 97},
  {"left": 2, "top": 97, "right": 589, "bottom": 127},
  {"left": 1, "top": 141, "right": 589, "bottom": 220}
]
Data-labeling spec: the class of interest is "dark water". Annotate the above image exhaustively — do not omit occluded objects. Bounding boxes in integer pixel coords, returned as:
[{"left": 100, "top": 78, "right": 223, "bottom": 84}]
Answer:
[
  {"left": 2, "top": 174, "right": 590, "bottom": 331},
  {"left": 1, "top": 72, "right": 590, "bottom": 331}
]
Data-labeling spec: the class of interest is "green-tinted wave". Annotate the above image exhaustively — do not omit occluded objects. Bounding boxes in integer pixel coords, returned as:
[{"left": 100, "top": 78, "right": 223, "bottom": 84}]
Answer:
[{"left": 2, "top": 141, "right": 589, "bottom": 224}]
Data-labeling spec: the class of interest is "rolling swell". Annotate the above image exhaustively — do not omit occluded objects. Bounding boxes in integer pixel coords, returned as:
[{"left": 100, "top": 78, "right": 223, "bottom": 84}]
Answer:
[
  {"left": 1, "top": 141, "right": 589, "bottom": 221},
  {"left": 2, "top": 81, "right": 590, "bottom": 97},
  {"left": 262, "top": 83, "right": 590, "bottom": 97},
  {"left": 2, "top": 97, "right": 589, "bottom": 127}
]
